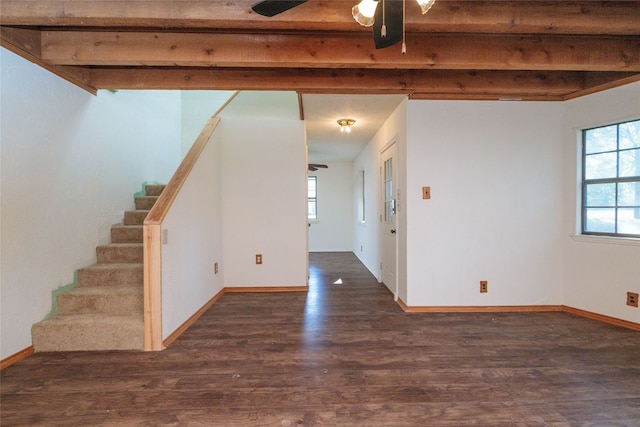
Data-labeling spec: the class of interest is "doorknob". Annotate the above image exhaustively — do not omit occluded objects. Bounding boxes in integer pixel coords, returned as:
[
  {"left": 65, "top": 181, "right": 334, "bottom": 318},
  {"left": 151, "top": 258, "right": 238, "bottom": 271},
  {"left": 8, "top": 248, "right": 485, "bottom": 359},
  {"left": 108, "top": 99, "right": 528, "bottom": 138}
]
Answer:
[{"left": 390, "top": 229, "right": 396, "bottom": 234}]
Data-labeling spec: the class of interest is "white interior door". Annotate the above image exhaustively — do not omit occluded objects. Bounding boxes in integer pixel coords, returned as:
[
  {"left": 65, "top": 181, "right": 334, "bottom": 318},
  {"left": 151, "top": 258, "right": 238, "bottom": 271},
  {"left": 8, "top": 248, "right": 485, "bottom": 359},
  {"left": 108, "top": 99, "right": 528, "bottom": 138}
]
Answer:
[{"left": 380, "top": 143, "right": 397, "bottom": 296}]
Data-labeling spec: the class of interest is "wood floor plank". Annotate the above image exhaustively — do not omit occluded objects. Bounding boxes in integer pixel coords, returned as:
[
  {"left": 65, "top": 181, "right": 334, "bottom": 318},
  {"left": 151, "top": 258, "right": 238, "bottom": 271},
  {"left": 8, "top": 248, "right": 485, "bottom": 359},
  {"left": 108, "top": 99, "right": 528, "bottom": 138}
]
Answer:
[{"left": 2, "top": 252, "right": 639, "bottom": 426}]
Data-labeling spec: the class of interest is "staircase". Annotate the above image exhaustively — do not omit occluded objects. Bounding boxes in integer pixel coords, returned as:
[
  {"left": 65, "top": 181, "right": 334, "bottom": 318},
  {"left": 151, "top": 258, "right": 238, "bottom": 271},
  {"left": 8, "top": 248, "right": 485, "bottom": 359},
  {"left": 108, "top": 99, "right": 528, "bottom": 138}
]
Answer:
[{"left": 31, "top": 184, "right": 165, "bottom": 352}]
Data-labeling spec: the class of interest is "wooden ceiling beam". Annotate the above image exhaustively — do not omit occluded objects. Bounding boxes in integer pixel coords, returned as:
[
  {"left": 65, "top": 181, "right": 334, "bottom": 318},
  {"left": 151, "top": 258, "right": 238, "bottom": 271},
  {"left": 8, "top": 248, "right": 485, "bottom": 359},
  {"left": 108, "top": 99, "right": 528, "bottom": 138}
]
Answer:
[
  {"left": 2, "top": 1, "right": 638, "bottom": 99},
  {"left": 41, "top": 30, "right": 640, "bottom": 72},
  {"left": 1, "top": 1, "right": 638, "bottom": 35},
  {"left": 0, "top": 26, "right": 96, "bottom": 94},
  {"left": 88, "top": 67, "right": 635, "bottom": 99}
]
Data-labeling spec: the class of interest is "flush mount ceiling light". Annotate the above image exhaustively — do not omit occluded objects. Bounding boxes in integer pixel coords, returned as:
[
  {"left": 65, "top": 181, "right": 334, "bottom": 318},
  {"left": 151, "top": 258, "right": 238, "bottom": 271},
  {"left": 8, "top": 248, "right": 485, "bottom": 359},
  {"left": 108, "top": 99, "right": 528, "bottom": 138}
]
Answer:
[{"left": 337, "top": 118, "right": 356, "bottom": 134}]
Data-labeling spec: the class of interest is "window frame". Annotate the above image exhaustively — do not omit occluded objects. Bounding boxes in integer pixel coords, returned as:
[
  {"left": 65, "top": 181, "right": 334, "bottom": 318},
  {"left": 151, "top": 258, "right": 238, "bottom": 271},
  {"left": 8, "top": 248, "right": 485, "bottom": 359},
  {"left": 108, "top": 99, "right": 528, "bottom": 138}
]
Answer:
[
  {"left": 581, "top": 119, "right": 640, "bottom": 239},
  {"left": 357, "top": 170, "right": 365, "bottom": 223}
]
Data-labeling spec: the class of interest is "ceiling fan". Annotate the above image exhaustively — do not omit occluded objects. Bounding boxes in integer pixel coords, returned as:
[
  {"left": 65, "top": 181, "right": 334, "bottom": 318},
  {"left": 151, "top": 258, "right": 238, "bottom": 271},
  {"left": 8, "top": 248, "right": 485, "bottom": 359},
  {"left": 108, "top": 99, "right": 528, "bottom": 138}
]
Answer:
[
  {"left": 308, "top": 163, "right": 328, "bottom": 172},
  {"left": 251, "top": 0, "right": 436, "bottom": 52}
]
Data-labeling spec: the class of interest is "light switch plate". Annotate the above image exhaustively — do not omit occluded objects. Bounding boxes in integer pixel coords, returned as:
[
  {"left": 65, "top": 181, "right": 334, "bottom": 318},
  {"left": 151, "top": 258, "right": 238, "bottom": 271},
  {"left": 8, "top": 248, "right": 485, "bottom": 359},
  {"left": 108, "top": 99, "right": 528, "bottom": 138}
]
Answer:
[{"left": 422, "top": 186, "right": 431, "bottom": 199}]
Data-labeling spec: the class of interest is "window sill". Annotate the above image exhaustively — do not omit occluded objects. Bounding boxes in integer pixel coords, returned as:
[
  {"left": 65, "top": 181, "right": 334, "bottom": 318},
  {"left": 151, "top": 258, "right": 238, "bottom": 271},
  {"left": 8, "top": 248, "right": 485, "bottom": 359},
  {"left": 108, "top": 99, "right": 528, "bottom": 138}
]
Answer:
[{"left": 570, "top": 234, "right": 640, "bottom": 247}]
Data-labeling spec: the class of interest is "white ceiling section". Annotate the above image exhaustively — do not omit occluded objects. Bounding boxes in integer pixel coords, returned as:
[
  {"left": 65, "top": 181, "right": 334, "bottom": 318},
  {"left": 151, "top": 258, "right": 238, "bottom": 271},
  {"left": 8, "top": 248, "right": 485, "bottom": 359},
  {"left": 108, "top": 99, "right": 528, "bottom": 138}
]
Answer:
[{"left": 303, "top": 94, "right": 406, "bottom": 163}]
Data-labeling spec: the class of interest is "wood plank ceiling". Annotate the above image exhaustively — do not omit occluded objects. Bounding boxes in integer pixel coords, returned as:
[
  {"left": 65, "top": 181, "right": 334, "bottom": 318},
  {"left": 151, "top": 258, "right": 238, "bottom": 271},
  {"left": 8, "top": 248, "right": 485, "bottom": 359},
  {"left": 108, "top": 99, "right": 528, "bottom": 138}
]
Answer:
[{"left": 1, "top": 0, "right": 639, "bottom": 100}]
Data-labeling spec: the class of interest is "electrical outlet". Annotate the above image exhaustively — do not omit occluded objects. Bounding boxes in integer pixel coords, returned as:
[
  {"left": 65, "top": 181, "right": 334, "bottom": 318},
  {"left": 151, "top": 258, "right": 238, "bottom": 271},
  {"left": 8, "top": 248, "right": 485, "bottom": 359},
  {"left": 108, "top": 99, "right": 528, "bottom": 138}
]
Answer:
[
  {"left": 256, "top": 254, "right": 262, "bottom": 265},
  {"left": 480, "top": 281, "right": 488, "bottom": 293},
  {"left": 627, "top": 292, "right": 638, "bottom": 308},
  {"left": 214, "top": 262, "right": 218, "bottom": 274}
]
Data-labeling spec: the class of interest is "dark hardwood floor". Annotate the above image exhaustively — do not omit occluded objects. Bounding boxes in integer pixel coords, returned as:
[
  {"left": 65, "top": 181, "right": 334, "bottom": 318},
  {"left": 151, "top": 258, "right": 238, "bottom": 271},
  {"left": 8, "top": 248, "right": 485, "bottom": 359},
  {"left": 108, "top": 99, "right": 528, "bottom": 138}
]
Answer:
[{"left": 2, "top": 252, "right": 640, "bottom": 426}]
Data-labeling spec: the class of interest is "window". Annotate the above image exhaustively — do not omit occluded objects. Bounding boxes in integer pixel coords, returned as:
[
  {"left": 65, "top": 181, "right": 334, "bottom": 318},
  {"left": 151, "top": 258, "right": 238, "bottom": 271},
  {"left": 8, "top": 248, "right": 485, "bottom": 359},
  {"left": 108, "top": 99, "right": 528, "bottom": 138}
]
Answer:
[
  {"left": 357, "top": 170, "right": 365, "bottom": 223},
  {"left": 383, "top": 157, "right": 394, "bottom": 223},
  {"left": 308, "top": 176, "right": 317, "bottom": 220},
  {"left": 582, "top": 119, "right": 640, "bottom": 237}
]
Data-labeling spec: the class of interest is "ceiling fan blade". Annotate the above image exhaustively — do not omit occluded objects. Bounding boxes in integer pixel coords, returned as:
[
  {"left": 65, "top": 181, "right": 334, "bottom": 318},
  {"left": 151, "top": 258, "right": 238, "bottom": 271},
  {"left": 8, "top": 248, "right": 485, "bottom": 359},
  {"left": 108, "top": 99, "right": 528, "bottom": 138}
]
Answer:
[
  {"left": 308, "top": 164, "right": 328, "bottom": 171},
  {"left": 251, "top": 0, "right": 309, "bottom": 17},
  {"left": 373, "top": 0, "right": 403, "bottom": 49}
]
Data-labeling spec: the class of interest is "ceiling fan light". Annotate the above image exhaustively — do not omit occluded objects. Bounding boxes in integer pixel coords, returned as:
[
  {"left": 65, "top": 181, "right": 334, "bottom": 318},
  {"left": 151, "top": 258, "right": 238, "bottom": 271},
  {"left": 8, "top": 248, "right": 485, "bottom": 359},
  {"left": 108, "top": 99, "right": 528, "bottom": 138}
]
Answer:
[
  {"left": 352, "top": 0, "right": 378, "bottom": 27},
  {"left": 415, "top": 0, "right": 436, "bottom": 14}
]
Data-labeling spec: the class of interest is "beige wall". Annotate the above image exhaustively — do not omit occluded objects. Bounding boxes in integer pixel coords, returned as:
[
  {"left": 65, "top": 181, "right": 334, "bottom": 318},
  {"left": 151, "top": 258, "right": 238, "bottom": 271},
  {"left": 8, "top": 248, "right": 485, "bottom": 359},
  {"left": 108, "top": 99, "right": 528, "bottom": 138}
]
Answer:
[
  {"left": 405, "top": 100, "right": 565, "bottom": 307},
  {"left": 308, "top": 161, "right": 354, "bottom": 252},
  {"left": 161, "top": 124, "right": 225, "bottom": 340},
  {"left": 219, "top": 92, "right": 308, "bottom": 289}
]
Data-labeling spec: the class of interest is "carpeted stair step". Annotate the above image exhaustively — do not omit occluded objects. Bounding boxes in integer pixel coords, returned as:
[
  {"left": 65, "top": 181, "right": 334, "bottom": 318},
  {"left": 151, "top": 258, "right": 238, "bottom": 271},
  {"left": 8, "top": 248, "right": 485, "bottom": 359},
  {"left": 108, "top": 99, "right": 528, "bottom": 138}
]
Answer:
[
  {"left": 124, "top": 210, "right": 149, "bottom": 226},
  {"left": 96, "top": 243, "right": 143, "bottom": 264},
  {"left": 145, "top": 184, "right": 166, "bottom": 197},
  {"left": 111, "top": 224, "right": 143, "bottom": 243},
  {"left": 57, "top": 286, "right": 143, "bottom": 315},
  {"left": 135, "top": 196, "right": 159, "bottom": 210},
  {"left": 31, "top": 183, "right": 165, "bottom": 353},
  {"left": 32, "top": 314, "right": 143, "bottom": 352},
  {"left": 78, "top": 263, "right": 143, "bottom": 287}
]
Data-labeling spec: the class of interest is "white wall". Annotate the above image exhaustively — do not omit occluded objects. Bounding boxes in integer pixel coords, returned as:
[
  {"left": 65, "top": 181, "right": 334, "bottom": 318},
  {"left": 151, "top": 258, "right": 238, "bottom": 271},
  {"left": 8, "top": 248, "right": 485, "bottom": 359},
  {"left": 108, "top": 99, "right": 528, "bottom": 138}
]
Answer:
[
  {"left": 353, "top": 135, "right": 381, "bottom": 279},
  {"left": 0, "top": 48, "right": 182, "bottom": 359},
  {"left": 180, "top": 91, "right": 236, "bottom": 157},
  {"left": 405, "top": 101, "right": 565, "bottom": 307},
  {"left": 562, "top": 82, "right": 640, "bottom": 324},
  {"left": 219, "top": 92, "right": 308, "bottom": 288},
  {"left": 309, "top": 161, "right": 354, "bottom": 252},
  {"left": 353, "top": 99, "right": 408, "bottom": 297},
  {"left": 161, "top": 121, "right": 224, "bottom": 339}
]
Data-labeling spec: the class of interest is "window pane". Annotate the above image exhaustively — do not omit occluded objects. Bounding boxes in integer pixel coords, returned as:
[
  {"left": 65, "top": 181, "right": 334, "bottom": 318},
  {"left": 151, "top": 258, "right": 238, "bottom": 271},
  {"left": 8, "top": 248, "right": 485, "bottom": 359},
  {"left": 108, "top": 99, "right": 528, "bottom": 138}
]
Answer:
[
  {"left": 358, "top": 170, "right": 365, "bottom": 222},
  {"left": 383, "top": 157, "right": 393, "bottom": 223},
  {"left": 308, "top": 176, "right": 317, "bottom": 219},
  {"left": 619, "top": 148, "right": 640, "bottom": 178},
  {"left": 619, "top": 120, "right": 640, "bottom": 150},
  {"left": 582, "top": 120, "right": 640, "bottom": 237},
  {"left": 585, "top": 183, "right": 616, "bottom": 207},
  {"left": 585, "top": 152, "right": 617, "bottom": 179},
  {"left": 308, "top": 201, "right": 316, "bottom": 219},
  {"left": 617, "top": 208, "right": 640, "bottom": 235},
  {"left": 585, "top": 125, "right": 617, "bottom": 154},
  {"left": 308, "top": 177, "right": 316, "bottom": 197},
  {"left": 618, "top": 182, "right": 640, "bottom": 207},
  {"left": 385, "top": 201, "right": 394, "bottom": 223},
  {"left": 584, "top": 208, "right": 616, "bottom": 233}
]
